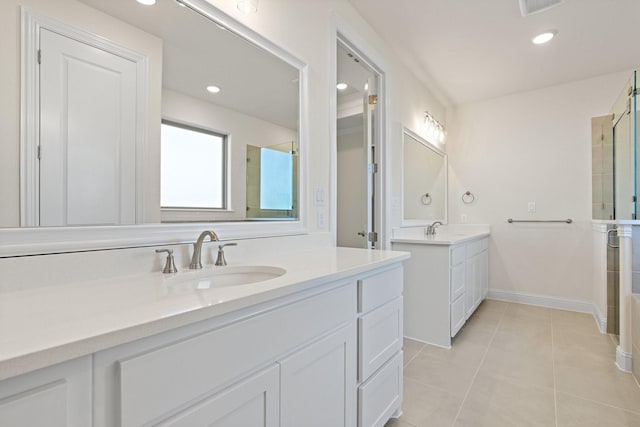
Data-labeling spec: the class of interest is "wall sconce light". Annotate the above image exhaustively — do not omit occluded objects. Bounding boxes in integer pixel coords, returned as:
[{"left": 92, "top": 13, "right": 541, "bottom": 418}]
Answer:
[
  {"left": 423, "top": 111, "right": 446, "bottom": 144},
  {"left": 237, "top": 0, "right": 258, "bottom": 13}
]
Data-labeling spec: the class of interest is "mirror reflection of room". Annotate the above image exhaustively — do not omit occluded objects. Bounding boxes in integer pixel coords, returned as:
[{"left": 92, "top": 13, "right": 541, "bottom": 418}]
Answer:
[{"left": 11, "top": 0, "right": 300, "bottom": 228}]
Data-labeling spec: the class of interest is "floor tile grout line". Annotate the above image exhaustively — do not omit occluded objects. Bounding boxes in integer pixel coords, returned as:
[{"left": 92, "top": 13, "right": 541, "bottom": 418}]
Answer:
[
  {"left": 450, "top": 305, "right": 506, "bottom": 426},
  {"left": 555, "top": 389, "right": 640, "bottom": 416}
]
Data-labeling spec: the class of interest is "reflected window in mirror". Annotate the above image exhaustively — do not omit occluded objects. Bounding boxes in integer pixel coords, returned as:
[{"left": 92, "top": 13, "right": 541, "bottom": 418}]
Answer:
[{"left": 161, "top": 120, "right": 227, "bottom": 211}]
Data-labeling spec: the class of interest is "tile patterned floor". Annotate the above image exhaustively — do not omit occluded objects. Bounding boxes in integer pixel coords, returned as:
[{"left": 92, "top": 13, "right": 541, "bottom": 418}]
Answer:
[{"left": 386, "top": 300, "right": 640, "bottom": 427}]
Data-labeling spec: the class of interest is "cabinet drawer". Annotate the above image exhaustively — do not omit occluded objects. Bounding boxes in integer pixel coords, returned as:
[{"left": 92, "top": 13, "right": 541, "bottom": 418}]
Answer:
[
  {"left": 118, "top": 284, "right": 355, "bottom": 427},
  {"left": 156, "top": 365, "right": 279, "bottom": 427},
  {"left": 358, "top": 351, "right": 402, "bottom": 427},
  {"left": 358, "top": 267, "right": 403, "bottom": 313},
  {"left": 358, "top": 297, "right": 403, "bottom": 382},
  {"left": 467, "top": 239, "right": 485, "bottom": 257},
  {"left": 450, "top": 262, "right": 465, "bottom": 300},
  {"left": 450, "top": 295, "right": 465, "bottom": 337},
  {"left": 451, "top": 245, "right": 466, "bottom": 266}
]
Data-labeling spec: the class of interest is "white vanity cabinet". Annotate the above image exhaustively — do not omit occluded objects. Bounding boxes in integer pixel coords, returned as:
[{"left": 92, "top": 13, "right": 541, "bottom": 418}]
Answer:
[
  {"left": 94, "top": 282, "right": 357, "bottom": 427},
  {"left": 393, "top": 236, "right": 488, "bottom": 348},
  {"left": 356, "top": 267, "right": 404, "bottom": 427},
  {"left": 0, "top": 356, "right": 92, "bottom": 427},
  {"left": 0, "top": 252, "right": 407, "bottom": 427}
]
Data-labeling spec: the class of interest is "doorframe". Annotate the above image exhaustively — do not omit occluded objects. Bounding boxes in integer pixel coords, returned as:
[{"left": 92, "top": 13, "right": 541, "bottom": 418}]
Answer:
[
  {"left": 20, "top": 8, "right": 148, "bottom": 226},
  {"left": 330, "top": 14, "right": 391, "bottom": 249}
]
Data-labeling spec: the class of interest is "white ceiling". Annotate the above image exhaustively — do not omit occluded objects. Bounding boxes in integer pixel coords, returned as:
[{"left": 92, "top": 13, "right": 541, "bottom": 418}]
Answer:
[
  {"left": 347, "top": 0, "right": 640, "bottom": 106},
  {"left": 80, "top": 0, "right": 299, "bottom": 129}
]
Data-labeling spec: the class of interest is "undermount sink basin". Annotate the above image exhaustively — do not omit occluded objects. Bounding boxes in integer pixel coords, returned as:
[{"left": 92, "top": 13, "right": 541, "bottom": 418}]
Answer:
[{"left": 165, "top": 266, "right": 286, "bottom": 289}]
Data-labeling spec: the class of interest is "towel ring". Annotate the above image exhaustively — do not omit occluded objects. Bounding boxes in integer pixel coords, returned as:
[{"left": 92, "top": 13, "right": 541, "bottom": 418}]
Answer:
[
  {"left": 421, "top": 193, "right": 432, "bottom": 205},
  {"left": 462, "top": 191, "right": 475, "bottom": 204}
]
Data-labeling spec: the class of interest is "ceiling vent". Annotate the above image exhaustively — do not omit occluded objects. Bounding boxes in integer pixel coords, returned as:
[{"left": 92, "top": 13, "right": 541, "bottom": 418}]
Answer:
[{"left": 519, "top": 0, "right": 562, "bottom": 16}]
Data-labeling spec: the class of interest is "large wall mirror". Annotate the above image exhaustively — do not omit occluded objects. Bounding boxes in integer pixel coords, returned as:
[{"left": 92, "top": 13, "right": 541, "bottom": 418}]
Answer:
[
  {"left": 401, "top": 127, "right": 447, "bottom": 226},
  {"left": 3, "top": 0, "right": 303, "bottom": 231}
]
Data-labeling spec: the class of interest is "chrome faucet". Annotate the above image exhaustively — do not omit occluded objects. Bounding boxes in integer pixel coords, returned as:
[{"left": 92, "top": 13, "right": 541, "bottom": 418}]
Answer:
[
  {"left": 190, "top": 230, "right": 219, "bottom": 269},
  {"left": 425, "top": 221, "right": 443, "bottom": 236},
  {"left": 215, "top": 243, "right": 238, "bottom": 266}
]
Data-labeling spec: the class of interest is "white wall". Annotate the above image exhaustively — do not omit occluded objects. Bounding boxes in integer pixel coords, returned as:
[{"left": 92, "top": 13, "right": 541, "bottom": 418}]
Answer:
[
  {"left": 446, "top": 71, "right": 630, "bottom": 304},
  {"left": 201, "top": 0, "right": 446, "bottom": 239}
]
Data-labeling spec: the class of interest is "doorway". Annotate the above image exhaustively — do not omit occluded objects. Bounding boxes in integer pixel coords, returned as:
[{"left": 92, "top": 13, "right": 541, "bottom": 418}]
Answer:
[{"left": 336, "top": 40, "right": 381, "bottom": 249}]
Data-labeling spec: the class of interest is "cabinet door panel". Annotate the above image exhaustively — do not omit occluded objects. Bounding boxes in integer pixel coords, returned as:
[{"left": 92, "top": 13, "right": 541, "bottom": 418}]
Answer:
[
  {"left": 157, "top": 365, "right": 279, "bottom": 427},
  {"left": 358, "top": 351, "right": 402, "bottom": 427},
  {"left": 0, "top": 357, "right": 91, "bottom": 427},
  {"left": 0, "top": 381, "right": 66, "bottom": 427},
  {"left": 280, "top": 325, "right": 356, "bottom": 427}
]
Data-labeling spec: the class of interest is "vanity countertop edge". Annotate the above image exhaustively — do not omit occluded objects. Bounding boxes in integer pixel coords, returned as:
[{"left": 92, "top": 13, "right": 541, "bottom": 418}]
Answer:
[
  {"left": 0, "top": 247, "right": 409, "bottom": 381},
  {"left": 391, "top": 231, "right": 490, "bottom": 246}
]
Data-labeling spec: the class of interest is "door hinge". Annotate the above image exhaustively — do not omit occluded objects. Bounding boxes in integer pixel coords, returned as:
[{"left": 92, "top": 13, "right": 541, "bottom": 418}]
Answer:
[
  {"left": 628, "top": 97, "right": 632, "bottom": 114},
  {"left": 37, "top": 145, "right": 41, "bottom": 160},
  {"left": 367, "top": 231, "right": 378, "bottom": 243},
  {"left": 368, "top": 163, "right": 378, "bottom": 174},
  {"left": 633, "top": 195, "right": 637, "bottom": 203},
  {"left": 37, "top": 49, "right": 41, "bottom": 65},
  {"left": 368, "top": 94, "right": 378, "bottom": 105}
]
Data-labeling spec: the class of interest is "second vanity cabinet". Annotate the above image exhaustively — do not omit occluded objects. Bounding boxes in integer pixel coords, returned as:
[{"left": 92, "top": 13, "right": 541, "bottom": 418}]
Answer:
[
  {"left": 393, "top": 236, "right": 488, "bottom": 348},
  {"left": 0, "top": 259, "right": 406, "bottom": 427}
]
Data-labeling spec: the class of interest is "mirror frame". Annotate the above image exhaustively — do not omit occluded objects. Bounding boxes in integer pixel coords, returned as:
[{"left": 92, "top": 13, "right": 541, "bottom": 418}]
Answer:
[
  {"left": 0, "top": 0, "right": 308, "bottom": 257},
  {"left": 400, "top": 126, "right": 447, "bottom": 227}
]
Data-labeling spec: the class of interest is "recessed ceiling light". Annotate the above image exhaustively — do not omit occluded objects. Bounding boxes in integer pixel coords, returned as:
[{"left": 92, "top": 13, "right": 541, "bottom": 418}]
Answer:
[
  {"left": 237, "top": 0, "right": 258, "bottom": 14},
  {"left": 532, "top": 31, "right": 556, "bottom": 45},
  {"left": 206, "top": 85, "right": 221, "bottom": 94},
  {"left": 336, "top": 83, "right": 348, "bottom": 91},
  {"left": 136, "top": 0, "right": 156, "bottom": 5}
]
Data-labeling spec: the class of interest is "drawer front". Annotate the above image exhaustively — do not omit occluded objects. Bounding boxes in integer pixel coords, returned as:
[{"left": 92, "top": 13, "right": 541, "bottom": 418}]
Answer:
[
  {"left": 450, "top": 294, "right": 465, "bottom": 337},
  {"left": 358, "top": 297, "right": 403, "bottom": 382},
  {"left": 157, "top": 365, "right": 279, "bottom": 427},
  {"left": 118, "top": 283, "right": 356, "bottom": 427},
  {"left": 467, "top": 239, "right": 486, "bottom": 257},
  {"left": 451, "top": 245, "right": 466, "bottom": 266},
  {"left": 450, "top": 262, "right": 465, "bottom": 301},
  {"left": 358, "top": 351, "right": 402, "bottom": 427},
  {"left": 358, "top": 267, "right": 403, "bottom": 313}
]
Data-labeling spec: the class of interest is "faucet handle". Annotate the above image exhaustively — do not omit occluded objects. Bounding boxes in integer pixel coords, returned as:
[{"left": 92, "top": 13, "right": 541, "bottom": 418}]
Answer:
[
  {"left": 155, "top": 249, "right": 178, "bottom": 274},
  {"left": 215, "top": 243, "right": 238, "bottom": 266}
]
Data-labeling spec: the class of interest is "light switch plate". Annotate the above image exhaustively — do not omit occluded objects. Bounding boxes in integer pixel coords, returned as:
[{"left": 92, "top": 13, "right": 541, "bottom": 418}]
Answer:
[{"left": 314, "top": 187, "right": 325, "bottom": 206}]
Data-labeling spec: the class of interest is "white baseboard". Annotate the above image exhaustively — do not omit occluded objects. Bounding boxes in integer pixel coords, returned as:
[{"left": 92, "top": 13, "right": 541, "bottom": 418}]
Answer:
[
  {"left": 616, "top": 346, "right": 633, "bottom": 372},
  {"left": 592, "top": 305, "right": 608, "bottom": 334},
  {"left": 487, "top": 290, "right": 604, "bottom": 332}
]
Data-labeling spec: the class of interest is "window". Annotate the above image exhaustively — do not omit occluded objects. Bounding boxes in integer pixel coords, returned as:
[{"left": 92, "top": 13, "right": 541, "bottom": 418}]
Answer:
[
  {"left": 260, "top": 147, "right": 293, "bottom": 210},
  {"left": 160, "top": 120, "right": 226, "bottom": 209}
]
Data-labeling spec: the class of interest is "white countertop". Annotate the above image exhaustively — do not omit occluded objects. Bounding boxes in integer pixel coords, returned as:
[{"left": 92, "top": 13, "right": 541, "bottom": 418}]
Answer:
[
  {"left": 0, "top": 247, "right": 409, "bottom": 381},
  {"left": 390, "top": 224, "right": 490, "bottom": 245}
]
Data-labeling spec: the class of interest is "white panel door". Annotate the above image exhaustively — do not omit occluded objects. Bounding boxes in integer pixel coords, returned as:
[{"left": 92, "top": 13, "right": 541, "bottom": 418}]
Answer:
[
  {"left": 39, "top": 28, "right": 137, "bottom": 226},
  {"left": 280, "top": 325, "right": 356, "bottom": 427}
]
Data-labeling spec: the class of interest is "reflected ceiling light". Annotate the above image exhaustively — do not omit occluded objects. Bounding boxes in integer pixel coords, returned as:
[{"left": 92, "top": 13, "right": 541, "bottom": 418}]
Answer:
[
  {"left": 532, "top": 31, "right": 556, "bottom": 45},
  {"left": 364, "top": 82, "right": 369, "bottom": 91},
  {"left": 424, "top": 111, "right": 446, "bottom": 144},
  {"left": 206, "top": 85, "right": 221, "bottom": 94},
  {"left": 237, "top": 0, "right": 258, "bottom": 13},
  {"left": 336, "top": 82, "right": 348, "bottom": 91},
  {"left": 136, "top": 0, "right": 156, "bottom": 5}
]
